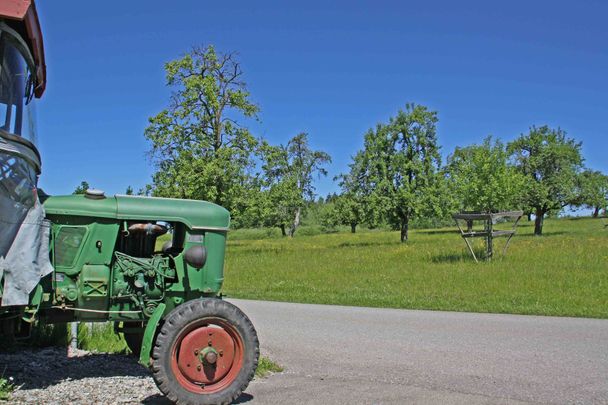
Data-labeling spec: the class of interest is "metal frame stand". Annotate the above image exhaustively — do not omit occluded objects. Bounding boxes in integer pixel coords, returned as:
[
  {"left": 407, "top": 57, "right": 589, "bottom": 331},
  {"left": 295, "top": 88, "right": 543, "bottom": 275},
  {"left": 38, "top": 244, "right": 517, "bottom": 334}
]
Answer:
[{"left": 452, "top": 211, "right": 523, "bottom": 262}]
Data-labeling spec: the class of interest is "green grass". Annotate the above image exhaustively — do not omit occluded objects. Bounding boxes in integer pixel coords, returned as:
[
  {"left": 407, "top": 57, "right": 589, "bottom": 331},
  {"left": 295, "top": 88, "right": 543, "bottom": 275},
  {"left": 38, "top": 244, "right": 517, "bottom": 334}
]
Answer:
[
  {"left": 223, "top": 217, "right": 608, "bottom": 318},
  {"left": 77, "top": 323, "right": 129, "bottom": 353},
  {"left": 255, "top": 356, "right": 283, "bottom": 378},
  {"left": 0, "top": 377, "right": 15, "bottom": 401},
  {"left": 0, "top": 323, "right": 129, "bottom": 354}
]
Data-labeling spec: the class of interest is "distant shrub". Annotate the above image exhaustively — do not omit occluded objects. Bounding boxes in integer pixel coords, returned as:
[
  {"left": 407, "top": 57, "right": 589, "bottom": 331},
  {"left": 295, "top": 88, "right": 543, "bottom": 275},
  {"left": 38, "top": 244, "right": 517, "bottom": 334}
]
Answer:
[
  {"left": 229, "top": 228, "right": 282, "bottom": 241},
  {"left": 295, "top": 225, "right": 323, "bottom": 237},
  {"left": 410, "top": 216, "right": 454, "bottom": 230}
]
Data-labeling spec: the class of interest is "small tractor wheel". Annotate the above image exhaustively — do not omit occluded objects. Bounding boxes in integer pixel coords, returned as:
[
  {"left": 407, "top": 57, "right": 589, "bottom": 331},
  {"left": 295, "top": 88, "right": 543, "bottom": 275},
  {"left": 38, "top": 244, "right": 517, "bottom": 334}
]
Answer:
[
  {"left": 151, "top": 298, "right": 259, "bottom": 405},
  {"left": 124, "top": 331, "right": 144, "bottom": 355}
]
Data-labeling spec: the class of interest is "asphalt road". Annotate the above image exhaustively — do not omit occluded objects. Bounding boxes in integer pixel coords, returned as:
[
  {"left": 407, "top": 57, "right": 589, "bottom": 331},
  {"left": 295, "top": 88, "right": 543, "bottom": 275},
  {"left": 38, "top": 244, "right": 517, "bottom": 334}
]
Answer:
[{"left": 229, "top": 299, "right": 608, "bottom": 405}]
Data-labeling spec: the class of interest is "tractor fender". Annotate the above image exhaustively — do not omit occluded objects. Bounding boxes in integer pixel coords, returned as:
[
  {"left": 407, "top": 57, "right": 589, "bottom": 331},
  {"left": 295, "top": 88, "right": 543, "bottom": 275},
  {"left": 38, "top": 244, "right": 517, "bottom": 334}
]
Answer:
[{"left": 138, "top": 303, "right": 166, "bottom": 367}]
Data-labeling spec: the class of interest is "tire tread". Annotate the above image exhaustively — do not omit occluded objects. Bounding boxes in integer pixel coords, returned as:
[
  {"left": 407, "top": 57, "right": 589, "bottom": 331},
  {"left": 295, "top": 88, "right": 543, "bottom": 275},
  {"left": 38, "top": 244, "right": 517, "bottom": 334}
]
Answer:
[{"left": 151, "top": 298, "right": 259, "bottom": 405}]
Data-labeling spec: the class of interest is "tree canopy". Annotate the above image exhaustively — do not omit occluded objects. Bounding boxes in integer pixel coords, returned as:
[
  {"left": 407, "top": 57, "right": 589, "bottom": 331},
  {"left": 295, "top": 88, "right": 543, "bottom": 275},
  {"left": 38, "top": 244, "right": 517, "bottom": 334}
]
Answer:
[
  {"left": 447, "top": 137, "right": 525, "bottom": 213},
  {"left": 258, "top": 133, "right": 331, "bottom": 236},
  {"left": 72, "top": 181, "right": 90, "bottom": 195},
  {"left": 574, "top": 170, "right": 608, "bottom": 217},
  {"left": 145, "top": 45, "right": 259, "bottom": 225},
  {"left": 356, "top": 103, "right": 443, "bottom": 242},
  {"left": 508, "top": 126, "right": 584, "bottom": 235},
  {"left": 138, "top": 44, "right": 605, "bottom": 238},
  {"left": 332, "top": 157, "right": 366, "bottom": 233}
]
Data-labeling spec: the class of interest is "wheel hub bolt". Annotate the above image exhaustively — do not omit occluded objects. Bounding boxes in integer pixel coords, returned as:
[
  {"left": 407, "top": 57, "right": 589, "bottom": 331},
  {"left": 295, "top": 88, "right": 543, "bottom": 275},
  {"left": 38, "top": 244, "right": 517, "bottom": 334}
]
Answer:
[
  {"left": 199, "top": 347, "right": 219, "bottom": 365},
  {"left": 205, "top": 351, "right": 218, "bottom": 364}
]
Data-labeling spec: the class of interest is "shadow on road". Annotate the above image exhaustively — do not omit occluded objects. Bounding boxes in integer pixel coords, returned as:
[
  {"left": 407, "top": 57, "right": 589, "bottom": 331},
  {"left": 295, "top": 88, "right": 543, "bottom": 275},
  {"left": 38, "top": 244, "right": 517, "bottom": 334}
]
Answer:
[{"left": 143, "top": 392, "right": 254, "bottom": 404}]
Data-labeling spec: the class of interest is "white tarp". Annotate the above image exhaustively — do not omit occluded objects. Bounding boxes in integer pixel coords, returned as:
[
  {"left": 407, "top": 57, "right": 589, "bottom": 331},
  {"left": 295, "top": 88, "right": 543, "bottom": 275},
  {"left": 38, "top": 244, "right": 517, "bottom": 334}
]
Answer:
[
  {"left": 0, "top": 202, "right": 53, "bottom": 306},
  {"left": 0, "top": 143, "right": 53, "bottom": 306}
]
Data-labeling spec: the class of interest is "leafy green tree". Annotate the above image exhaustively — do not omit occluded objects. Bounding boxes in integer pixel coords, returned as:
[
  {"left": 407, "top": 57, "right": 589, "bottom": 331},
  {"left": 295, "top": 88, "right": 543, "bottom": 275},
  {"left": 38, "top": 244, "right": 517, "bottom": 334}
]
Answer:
[
  {"left": 145, "top": 45, "right": 259, "bottom": 223},
  {"left": 573, "top": 170, "right": 608, "bottom": 217},
  {"left": 318, "top": 200, "right": 339, "bottom": 232},
  {"left": 125, "top": 185, "right": 134, "bottom": 195},
  {"left": 334, "top": 156, "right": 366, "bottom": 233},
  {"left": 447, "top": 136, "right": 525, "bottom": 212},
  {"left": 358, "top": 103, "right": 443, "bottom": 242},
  {"left": 137, "top": 184, "right": 153, "bottom": 197},
  {"left": 285, "top": 133, "right": 331, "bottom": 236},
  {"left": 335, "top": 195, "right": 365, "bottom": 233},
  {"left": 507, "top": 126, "right": 584, "bottom": 235},
  {"left": 259, "top": 134, "right": 331, "bottom": 237},
  {"left": 324, "top": 192, "right": 339, "bottom": 204},
  {"left": 73, "top": 181, "right": 90, "bottom": 195},
  {"left": 257, "top": 142, "right": 296, "bottom": 236},
  {"left": 317, "top": 194, "right": 363, "bottom": 233}
]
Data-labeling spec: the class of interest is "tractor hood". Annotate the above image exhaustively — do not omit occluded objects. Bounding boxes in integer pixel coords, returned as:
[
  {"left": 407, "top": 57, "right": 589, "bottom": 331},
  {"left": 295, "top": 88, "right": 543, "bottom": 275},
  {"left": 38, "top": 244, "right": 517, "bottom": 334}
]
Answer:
[{"left": 44, "top": 194, "right": 231, "bottom": 231}]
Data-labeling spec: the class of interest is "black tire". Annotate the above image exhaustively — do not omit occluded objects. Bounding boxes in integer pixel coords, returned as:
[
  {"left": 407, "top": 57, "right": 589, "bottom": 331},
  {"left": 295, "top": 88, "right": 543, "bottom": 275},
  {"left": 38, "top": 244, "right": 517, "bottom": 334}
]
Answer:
[
  {"left": 124, "top": 331, "right": 144, "bottom": 355},
  {"left": 151, "top": 298, "right": 259, "bottom": 405}
]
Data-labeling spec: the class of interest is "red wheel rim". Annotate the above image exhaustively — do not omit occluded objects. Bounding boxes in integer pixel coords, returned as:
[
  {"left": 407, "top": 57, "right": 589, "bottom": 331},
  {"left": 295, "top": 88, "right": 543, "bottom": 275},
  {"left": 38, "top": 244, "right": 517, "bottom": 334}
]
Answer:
[{"left": 170, "top": 317, "right": 245, "bottom": 394}]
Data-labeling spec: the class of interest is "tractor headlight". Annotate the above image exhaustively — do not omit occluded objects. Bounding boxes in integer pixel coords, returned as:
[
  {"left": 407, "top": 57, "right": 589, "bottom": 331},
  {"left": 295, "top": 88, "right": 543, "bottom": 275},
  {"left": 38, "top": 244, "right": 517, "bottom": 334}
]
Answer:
[{"left": 185, "top": 245, "right": 207, "bottom": 269}]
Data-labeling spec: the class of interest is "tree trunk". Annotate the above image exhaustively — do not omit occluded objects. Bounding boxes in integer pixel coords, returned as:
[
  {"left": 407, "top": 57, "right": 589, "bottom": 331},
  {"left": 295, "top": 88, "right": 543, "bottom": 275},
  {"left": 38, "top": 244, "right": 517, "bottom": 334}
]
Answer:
[
  {"left": 288, "top": 207, "right": 301, "bottom": 238},
  {"left": 400, "top": 216, "right": 409, "bottom": 243},
  {"left": 350, "top": 223, "right": 357, "bottom": 233},
  {"left": 279, "top": 224, "right": 287, "bottom": 237},
  {"left": 592, "top": 207, "right": 600, "bottom": 218},
  {"left": 466, "top": 220, "right": 473, "bottom": 233},
  {"left": 534, "top": 208, "right": 544, "bottom": 236}
]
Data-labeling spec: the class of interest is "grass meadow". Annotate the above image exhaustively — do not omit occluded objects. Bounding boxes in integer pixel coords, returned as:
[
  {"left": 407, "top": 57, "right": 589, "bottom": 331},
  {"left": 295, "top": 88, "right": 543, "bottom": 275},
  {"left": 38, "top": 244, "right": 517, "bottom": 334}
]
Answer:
[{"left": 223, "top": 217, "right": 608, "bottom": 318}]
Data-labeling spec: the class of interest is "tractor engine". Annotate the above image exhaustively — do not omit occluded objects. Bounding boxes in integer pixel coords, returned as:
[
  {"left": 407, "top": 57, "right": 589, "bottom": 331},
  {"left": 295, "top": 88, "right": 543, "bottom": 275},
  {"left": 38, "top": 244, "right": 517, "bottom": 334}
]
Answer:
[
  {"left": 49, "top": 216, "right": 177, "bottom": 322},
  {"left": 112, "top": 222, "right": 175, "bottom": 317}
]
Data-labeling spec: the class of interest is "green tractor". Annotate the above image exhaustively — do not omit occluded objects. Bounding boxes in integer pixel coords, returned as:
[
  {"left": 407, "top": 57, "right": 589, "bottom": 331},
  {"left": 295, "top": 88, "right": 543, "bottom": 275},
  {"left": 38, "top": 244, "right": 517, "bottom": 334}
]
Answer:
[{"left": 0, "top": 2, "right": 259, "bottom": 404}]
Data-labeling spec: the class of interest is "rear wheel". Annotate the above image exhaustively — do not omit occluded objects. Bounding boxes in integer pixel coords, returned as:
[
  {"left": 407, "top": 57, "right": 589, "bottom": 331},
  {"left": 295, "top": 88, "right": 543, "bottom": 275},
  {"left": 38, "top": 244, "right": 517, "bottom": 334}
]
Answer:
[{"left": 151, "top": 298, "right": 259, "bottom": 405}]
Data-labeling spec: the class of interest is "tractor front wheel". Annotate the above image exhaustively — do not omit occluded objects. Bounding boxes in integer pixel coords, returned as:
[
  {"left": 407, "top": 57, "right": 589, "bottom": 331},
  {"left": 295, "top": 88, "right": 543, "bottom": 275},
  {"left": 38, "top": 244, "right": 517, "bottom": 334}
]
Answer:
[{"left": 151, "top": 298, "right": 259, "bottom": 405}]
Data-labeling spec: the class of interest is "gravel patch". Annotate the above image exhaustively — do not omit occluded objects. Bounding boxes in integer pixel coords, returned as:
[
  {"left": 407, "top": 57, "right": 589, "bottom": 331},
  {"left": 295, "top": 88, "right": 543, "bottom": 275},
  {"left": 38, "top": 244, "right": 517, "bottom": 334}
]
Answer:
[{"left": 0, "top": 347, "right": 169, "bottom": 404}]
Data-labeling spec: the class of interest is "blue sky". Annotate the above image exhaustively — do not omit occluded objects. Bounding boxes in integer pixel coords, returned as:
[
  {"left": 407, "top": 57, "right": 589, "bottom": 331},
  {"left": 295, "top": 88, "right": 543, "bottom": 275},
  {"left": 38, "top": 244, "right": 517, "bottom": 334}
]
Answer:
[{"left": 35, "top": 0, "right": 607, "bottom": 199}]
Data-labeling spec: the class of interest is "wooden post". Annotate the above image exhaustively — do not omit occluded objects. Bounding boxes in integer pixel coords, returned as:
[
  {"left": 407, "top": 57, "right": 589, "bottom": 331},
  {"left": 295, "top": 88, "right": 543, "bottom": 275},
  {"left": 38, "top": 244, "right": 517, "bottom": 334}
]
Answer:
[
  {"left": 68, "top": 322, "right": 78, "bottom": 357},
  {"left": 70, "top": 322, "right": 78, "bottom": 349},
  {"left": 485, "top": 217, "right": 493, "bottom": 261}
]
